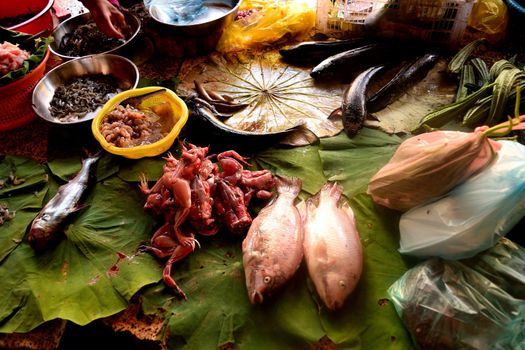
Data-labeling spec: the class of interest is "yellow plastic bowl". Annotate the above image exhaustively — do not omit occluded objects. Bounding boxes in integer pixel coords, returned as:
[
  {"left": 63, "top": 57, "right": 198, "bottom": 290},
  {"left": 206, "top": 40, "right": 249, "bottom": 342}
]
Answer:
[{"left": 92, "top": 87, "right": 188, "bottom": 159}]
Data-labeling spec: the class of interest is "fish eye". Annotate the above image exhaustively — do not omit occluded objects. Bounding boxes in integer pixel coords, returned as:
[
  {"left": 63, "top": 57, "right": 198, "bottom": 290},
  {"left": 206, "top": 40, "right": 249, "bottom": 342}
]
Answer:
[
  {"left": 263, "top": 276, "right": 272, "bottom": 284},
  {"left": 42, "top": 213, "right": 50, "bottom": 221}
]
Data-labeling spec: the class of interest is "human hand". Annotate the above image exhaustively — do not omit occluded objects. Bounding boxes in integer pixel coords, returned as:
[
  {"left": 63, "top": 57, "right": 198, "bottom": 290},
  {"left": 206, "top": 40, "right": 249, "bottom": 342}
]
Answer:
[{"left": 80, "top": 0, "right": 128, "bottom": 39}]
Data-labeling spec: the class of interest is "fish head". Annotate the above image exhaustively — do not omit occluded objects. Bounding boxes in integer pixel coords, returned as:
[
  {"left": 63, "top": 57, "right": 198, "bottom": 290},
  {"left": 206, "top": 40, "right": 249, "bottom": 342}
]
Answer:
[
  {"left": 319, "top": 271, "right": 358, "bottom": 310},
  {"left": 244, "top": 262, "right": 285, "bottom": 304},
  {"left": 28, "top": 212, "right": 60, "bottom": 251}
]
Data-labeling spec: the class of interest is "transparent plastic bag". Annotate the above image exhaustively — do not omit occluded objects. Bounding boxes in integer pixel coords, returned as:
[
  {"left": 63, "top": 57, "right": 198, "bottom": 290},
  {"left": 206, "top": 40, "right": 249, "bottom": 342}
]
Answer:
[
  {"left": 367, "top": 128, "right": 501, "bottom": 212},
  {"left": 388, "top": 257, "right": 525, "bottom": 350},
  {"left": 399, "top": 140, "right": 525, "bottom": 260},
  {"left": 216, "top": 0, "right": 315, "bottom": 53},
  {"left": 463, "top": 238, "right": 525, "bottom": 300}
]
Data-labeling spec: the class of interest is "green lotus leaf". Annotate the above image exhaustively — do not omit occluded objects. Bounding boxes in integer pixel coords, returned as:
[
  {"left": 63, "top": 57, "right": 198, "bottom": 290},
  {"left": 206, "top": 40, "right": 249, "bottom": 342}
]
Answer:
[
  {"left": 118, "top": 158, "right": 165, "bottom": 183},
  {"left": 140, "top": 193, "right": 413, "bottom": 349},
  {"left": 319, "top": 128, "right": 403, "bottom": 197},
  {"left": 0, "top": 186, "right": 48, "bottom": 263},
  {"left": 140, "top": 131, "right": 415, "bottom": 349},
  {"left": 0, "top": 177, "right": 161, "bottom": 333},
  {"left": 0, "top": 157, "right": 48, "bottom": 262},
  {"left": 47, "top": 154, "right": 119, "bottom": 182},
  {"left": 0, "top": 156, "right": 47, "bottom": 196},
  {"left": 253, "top": 144, "right": 326, "bottom": 196}
]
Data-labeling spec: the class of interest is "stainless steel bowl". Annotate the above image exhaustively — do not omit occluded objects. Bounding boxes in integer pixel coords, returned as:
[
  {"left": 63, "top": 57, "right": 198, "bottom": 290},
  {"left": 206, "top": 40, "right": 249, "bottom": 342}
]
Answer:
[
  {"left": 148, "top": 0, "right": 241, "bottom": 37},
  {"left": 32, "top": 54, "right": 139, "bottom": 125},
  {"left": 49, "top": 12, "right": 141, "bottom": 60}
]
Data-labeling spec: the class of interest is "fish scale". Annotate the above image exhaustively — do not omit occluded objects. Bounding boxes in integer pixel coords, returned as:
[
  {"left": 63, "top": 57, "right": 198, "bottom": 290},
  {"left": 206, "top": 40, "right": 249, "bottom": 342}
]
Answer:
[
  {"left": 242, "top": 177, "right": 303, "bottom": 304},
  {"left": 28, "top": 153, "right": 101, "bottom": 252},
  {"left": 303, "top": 182, "right": 363, "bottom": 310}
]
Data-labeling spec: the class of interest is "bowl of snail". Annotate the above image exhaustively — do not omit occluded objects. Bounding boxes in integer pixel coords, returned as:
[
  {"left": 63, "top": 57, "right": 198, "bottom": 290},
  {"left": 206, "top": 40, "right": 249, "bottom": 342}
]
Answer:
[
  {"left": 92, "top": 87, "right": 189, "bottom": 159},
  {"left": 32, "top": 53, "right": 139, "bottom": 125},
  {"left": 49, "top": 11, "right": 141, "bottom": 60}
]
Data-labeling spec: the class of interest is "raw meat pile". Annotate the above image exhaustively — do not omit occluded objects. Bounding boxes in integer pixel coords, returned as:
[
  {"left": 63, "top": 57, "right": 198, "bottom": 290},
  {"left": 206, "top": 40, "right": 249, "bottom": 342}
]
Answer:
[
  {"left": 0, "top": 41, "right": 30, "bottom": 76},
  {"left": 139, "top": 142, "right": 276, "bottom": 298}
]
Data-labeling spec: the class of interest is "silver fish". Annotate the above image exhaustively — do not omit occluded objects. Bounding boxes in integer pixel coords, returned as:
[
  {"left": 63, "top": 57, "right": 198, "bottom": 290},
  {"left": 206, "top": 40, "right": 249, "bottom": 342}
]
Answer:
[
  {"left": 302, "top": 182, "right": 363, "bottom": 310},
  {"left": 28, "top": 153, "right": 101, "bottom": 252},
  {"left": 242, "top": 177, "right": 304, "bottom": 304}
]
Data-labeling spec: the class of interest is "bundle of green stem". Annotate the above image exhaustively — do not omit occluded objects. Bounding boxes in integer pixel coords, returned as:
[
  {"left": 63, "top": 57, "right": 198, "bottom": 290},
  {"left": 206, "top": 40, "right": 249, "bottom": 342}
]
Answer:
[{"left": 415, "top": 38, "right": 525, "bottom": 131}]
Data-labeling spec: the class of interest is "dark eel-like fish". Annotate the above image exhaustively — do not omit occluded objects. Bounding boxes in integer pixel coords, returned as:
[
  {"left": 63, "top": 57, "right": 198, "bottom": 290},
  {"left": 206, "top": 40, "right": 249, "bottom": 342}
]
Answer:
[
  {"left": 28, "top": 153, "right": 101, "bottom": 252},
  {"left": 310, "top": 43, "right": 393, "bottom": 82},
  {"left": 342, "top": 66, "right": 384, "bottom": 137},
  {"left": 367, "top": 53, "right": 440, "bottom": 113},
  {"left": 279, "top": 38, "right": 369, "bottom": 66},
  {"left": 182, "top": 96, "right": 298, "bottom": 150}
]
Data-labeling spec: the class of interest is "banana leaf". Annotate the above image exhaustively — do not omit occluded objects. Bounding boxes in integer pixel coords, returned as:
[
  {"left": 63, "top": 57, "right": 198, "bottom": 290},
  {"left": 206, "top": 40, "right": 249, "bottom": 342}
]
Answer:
[
  {"left": 0, "top": 177, "right": 162, "bottom": 333},
  {"left": 0, "top": 27, "right": 53, "bottom": 87}
]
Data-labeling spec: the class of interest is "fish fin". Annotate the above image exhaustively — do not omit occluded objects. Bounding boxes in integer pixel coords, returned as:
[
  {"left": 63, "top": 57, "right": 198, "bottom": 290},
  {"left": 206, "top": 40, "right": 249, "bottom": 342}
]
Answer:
[
  {"left": 341, "top": 200, "right": 356, "bottom": 222},
  {"left": 82, "top": 148, "right": 102, "bottom": 159},
  {"left": 279, "top": 126, "right": 319, "bottom": 147},
  {"left": 366, "top": 113, "right": 380, "bottom": 121},
  {"left": 72, "top": 203, "right": 89, "bottom": 213},
  {"left": 319, "top": 182, "right": 343, "bottom": 203},
  {"left": 328, "top": 107, "right": 343, "bottom": 121},
  {"left": 275, "top": 176, "right": 302, "bottom": 196},
  {"left": 296, "top": 200, "right": 307, "bottom": 221}
]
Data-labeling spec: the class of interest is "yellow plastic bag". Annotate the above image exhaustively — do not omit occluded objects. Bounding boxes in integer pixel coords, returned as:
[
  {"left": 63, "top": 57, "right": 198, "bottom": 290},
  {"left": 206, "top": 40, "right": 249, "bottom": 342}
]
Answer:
[
  {"left": 217, "top": 0, "right": 315, "bottom": 53},
  {"left": 468, "top": 0, "right": 508, "bottom": 37}
]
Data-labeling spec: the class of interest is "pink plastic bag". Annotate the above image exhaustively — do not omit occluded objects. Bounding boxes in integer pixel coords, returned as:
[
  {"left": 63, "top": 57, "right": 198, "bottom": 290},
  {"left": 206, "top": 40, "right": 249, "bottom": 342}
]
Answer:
[{"left": 367, "top": 127, "right": 501, "bottom": 212}]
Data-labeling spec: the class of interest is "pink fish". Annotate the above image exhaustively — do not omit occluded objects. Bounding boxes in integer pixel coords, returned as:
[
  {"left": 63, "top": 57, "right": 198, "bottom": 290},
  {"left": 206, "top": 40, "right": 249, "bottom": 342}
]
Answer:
[
  {"left": 242, "top": 177, "right": 304, "bottom": 304},
  {"left": 302, "top": 182, "right": 363, "bottom": 309}
]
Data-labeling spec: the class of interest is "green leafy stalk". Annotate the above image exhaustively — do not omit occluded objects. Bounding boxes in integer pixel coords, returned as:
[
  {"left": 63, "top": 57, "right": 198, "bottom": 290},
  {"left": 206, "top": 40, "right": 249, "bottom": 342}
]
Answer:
[
  {"left": 414, "top": 83, "right": 494, "bottom": 131},
  {"left": 455, "top": 64, "right": 475, "bottom": 102},
  {"left": 486, "top": 68, "right": 525, "bottom": 126},
  {"left": 448, "top": 38, "right": 486, "bottom": 74},
  {"left": 471, "top": 58, "right": 490, "bottom": 85},
  {"left": 462, "top": 95, "right": 492, "bottom": 126},
  {"left": 483, "top": 86, "right": 525, "bottom": 137},
  {"left": 489, "top": 60, "right": 515, "bottom": 82}
]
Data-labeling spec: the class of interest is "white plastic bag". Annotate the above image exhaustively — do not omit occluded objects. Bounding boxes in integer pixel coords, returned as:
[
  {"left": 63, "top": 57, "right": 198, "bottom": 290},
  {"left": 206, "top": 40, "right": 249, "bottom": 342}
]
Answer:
[{"left": 399, "top": 140, "right": 525, "bottom": 259}]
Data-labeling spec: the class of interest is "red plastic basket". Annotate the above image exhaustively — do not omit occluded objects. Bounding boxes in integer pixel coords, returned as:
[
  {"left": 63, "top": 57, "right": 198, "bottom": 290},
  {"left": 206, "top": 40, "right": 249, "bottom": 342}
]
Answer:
[
  {"left": 0, "top": 49, "right": 50, "bottom": 132},
  {"left": 2, "top": 0, "right": 55, "bottom": 35}
]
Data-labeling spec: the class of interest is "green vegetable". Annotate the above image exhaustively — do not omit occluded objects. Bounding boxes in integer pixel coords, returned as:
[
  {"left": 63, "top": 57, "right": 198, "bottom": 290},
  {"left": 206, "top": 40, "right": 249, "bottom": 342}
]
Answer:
[
  {"left": 489, "top": 60, "right": 515, "bottom": 82},
  {"left": 462, "top": 95, "right": 492, "bottom": 126},
  {"left": 486, "top": 68, "right": 525, "bottom": 125},
  {"left": 0, "top": 27, "right": 53, "bottom": 87},
  {"left": 455, "top": 64, "right": 475, "bottom": 102},
  {"left": 471, "top": 58, "right": 490, "bottom": 85},
  {"left": 414, "top": 83, "right": 494, "bottom": 131},
  {"left": 447, "top": 38, "right": 486, "bottom": 74}
]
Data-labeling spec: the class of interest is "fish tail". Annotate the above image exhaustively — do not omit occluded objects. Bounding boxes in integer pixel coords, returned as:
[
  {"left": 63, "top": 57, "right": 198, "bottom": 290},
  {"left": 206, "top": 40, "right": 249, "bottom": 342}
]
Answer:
[
  {"left": 276, "top": 176, "right": 302, "bottom": 196},
  {"left": 319, "top": 182, "right": 343, "bottom": 202},
  {"left": 82, "top": 148, "right": 102, "bottom": 159},
  {"left": 81, "top": 149, "right": 103, "bottom": 168}
]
